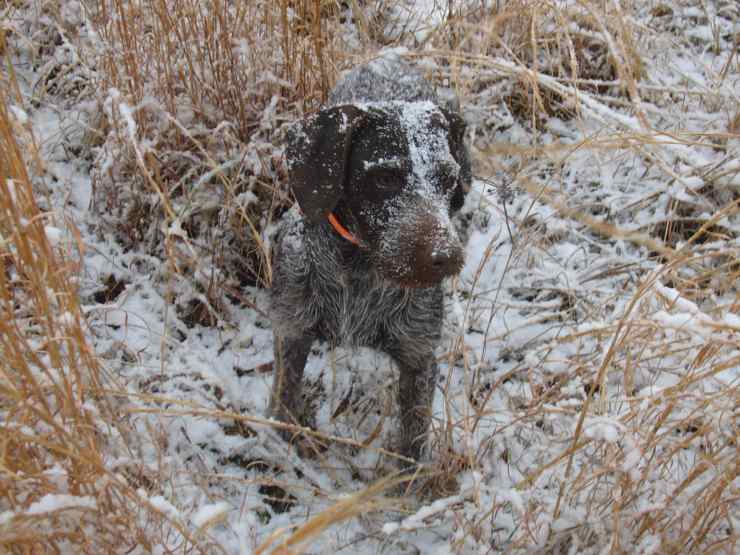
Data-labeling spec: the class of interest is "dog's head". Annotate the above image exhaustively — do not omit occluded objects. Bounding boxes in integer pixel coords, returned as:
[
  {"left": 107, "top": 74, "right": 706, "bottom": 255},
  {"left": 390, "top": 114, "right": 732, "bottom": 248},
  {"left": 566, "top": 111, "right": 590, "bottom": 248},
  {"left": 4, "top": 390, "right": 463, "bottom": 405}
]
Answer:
[{"left": 286, "top": 101, "right": 470, "bottom": 287}]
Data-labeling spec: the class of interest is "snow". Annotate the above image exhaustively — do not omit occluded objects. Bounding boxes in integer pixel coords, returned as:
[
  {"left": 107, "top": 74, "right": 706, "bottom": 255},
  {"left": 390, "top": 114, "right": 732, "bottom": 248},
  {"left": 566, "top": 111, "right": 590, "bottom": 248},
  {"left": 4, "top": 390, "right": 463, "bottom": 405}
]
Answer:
[
  {"left": 26, "top": 494, "right": 97, "bottom": 515},
  {"left": 581, "top": 417, "right": 623, "bottom": 443},
  {"left": 44, "top": 225, "right": 63, "bottom": 246},
  {"left": 384, "top": 493, "right": 463, "bottom": 534},
  {"left": 9, "top": 105, "right": 28, "bottom": 124},
  {"left": 192, "top": 501, "right": 231, "bottom": 529},
  {"left": 166, "top": 218, "right": 188, "bottom": 239},
  {"left": 4, "top": 0, "right": 738, "bottom": 553},
  {"left": 145, "top": 495, "right": 181, "bottom": 520}
]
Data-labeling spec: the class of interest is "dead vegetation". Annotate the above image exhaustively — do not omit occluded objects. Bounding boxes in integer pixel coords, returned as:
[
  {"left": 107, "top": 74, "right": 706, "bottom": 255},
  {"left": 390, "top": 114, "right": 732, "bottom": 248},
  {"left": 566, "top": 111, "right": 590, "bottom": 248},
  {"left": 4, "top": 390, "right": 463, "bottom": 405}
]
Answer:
[
  {"left": 84, "top": 0, "right": 345, "bottom": 291},
  {"left": 0, "top": 83, "right": 218, "bottom": 553},
  {"left": 1, "top": 0, "right": 739, "bottom": 553}
]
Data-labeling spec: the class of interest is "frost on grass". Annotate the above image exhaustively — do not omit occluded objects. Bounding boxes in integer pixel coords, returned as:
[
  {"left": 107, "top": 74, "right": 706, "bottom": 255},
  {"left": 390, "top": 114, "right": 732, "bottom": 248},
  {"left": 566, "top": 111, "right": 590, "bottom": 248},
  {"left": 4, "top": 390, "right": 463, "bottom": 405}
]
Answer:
[
  {"left": 25, "top": 494, "right": 97, "bottom": 516},
  {"left": 192, "top": 502, "right": 231, "bottom": 530},
  {"left": 82, "top": 0, "right": 338, "bottom": 296},
  {"left": 4, "top": 0, "right": 739, "bottom": 554}
]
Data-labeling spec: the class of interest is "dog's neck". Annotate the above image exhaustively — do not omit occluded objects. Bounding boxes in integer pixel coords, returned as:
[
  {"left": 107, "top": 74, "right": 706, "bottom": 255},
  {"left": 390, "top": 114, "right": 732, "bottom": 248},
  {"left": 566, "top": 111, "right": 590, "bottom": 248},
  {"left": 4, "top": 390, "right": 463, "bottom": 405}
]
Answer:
[
  {"left": 311, "top": 210, "right": 377, "bottom": 277},
  {"left": 327, "top": 202, "right": 365, "bottom": 249},
  {"left": 327, "top": 212, "right": 361, "bottom": 247}
]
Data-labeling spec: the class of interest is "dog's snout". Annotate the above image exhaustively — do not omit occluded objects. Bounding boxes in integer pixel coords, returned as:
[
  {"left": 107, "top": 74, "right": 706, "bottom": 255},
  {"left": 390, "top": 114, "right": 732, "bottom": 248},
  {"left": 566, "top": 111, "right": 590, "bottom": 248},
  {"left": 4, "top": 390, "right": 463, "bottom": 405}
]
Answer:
[
  {"left": 425, "top": 243, "right": 461, "bottom": 271},
  {"left": 425, "top": 242, "right": 464, "bottom": 278},
  {"left": 374, "top": 200, "right": 464, "bottom": 287},
  {"left": 430, "top": 251, "right": 448, "bottom": 268},
  {"left": 409, "top": 214, "right": 464, "bottom": 284}
]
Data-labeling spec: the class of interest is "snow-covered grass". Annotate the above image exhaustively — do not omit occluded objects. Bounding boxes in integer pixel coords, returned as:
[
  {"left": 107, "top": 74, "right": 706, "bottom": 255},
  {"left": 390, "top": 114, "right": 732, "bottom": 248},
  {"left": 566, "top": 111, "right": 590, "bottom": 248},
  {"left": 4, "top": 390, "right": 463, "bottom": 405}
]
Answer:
[
  {"left": 1, "top": 0, "right": 738, "bottom": 553},
  {"left": 0, "top": 84, "right": 208, "bottom": 552}
]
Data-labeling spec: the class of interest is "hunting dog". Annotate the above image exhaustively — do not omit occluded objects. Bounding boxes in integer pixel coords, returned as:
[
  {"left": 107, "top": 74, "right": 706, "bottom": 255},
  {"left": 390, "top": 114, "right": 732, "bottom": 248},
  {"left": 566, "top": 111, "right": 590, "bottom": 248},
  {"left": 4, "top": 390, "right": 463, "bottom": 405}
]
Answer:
[{"left": 268, "top": 57, "right": 471, "bottom": 462}]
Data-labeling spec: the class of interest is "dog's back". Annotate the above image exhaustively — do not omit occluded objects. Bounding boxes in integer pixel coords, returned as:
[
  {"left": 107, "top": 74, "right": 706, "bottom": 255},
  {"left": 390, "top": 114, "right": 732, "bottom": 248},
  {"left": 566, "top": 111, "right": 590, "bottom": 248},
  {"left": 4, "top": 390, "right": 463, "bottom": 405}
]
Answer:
[{"left": 328, "top": 57, "right": 437, "bottom": 105}]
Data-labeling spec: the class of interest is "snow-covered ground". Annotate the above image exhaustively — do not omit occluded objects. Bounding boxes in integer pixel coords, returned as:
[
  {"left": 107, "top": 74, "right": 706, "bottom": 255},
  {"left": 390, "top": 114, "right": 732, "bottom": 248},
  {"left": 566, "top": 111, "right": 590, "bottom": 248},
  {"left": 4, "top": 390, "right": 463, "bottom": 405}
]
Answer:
[{"left": 3, "top": 1, "right": 739, "bottom": 553}]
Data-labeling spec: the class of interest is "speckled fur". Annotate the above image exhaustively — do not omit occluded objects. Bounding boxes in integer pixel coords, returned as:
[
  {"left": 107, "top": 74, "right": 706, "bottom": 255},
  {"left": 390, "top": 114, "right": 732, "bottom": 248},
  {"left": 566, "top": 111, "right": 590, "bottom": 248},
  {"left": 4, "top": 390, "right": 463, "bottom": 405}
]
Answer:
[
  {"left": 269, "top": 58, "right": 468, "bottom": 463},
  {"left": 271, "top": 209, "right": 443, "bottom": 357},
  {"left": 327, "top": 57, "right": 438, "bottom": 106}
]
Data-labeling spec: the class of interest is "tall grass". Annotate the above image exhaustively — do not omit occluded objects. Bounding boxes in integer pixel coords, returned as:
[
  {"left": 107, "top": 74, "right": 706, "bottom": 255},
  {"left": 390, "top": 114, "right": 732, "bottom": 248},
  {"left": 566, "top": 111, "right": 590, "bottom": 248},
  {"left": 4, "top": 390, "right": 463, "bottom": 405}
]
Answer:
[
  {"left": 0, "top": 81, "right": 122, "bottom": 551},
  {"left": 0, "top": 78, "right": 214, "bottom": 555},
  {"left": 86, "top": 0, "right": 336, "bottom": 140},
  {"left": 83, "top": 0, "right": 345, "bottom": 294},
  {"left": 2, "top": 0, "right": 738, "bottom": 553}
]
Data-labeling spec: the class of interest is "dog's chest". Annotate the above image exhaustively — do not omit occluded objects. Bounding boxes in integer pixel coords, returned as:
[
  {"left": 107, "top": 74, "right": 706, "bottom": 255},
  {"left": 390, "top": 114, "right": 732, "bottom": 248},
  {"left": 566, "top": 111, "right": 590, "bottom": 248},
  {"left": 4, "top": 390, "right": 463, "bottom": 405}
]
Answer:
[
  {"left": 313, "top": 269, "right": 441, "bottom": 348},
  {"left": 270, "top": 217, "right": 443, "bottom": 349}
]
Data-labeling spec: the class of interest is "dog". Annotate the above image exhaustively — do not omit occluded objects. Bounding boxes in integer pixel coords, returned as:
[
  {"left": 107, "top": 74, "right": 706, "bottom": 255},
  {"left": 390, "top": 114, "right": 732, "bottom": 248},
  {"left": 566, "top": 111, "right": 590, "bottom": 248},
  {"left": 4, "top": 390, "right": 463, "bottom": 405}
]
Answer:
[{"left": 268, "top": 57, "right": 471, "bottom": 463}]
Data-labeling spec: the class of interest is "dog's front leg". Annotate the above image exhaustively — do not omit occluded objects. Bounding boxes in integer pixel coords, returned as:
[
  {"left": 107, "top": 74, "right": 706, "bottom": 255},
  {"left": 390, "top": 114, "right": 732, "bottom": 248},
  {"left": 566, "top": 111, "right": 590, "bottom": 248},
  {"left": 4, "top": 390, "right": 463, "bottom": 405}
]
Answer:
[
  {"left": 394, "top": 348, "right": 439, "bottom": 463},
  {"left": 268, "top": 332, "right": 312, "bottom": 428}
]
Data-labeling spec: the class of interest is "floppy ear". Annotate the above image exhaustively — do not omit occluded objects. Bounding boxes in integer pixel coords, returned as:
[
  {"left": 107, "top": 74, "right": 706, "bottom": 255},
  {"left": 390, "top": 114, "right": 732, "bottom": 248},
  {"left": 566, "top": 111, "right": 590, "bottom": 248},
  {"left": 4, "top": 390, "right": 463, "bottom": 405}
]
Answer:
[
  {"left": 286, "top": 105, "right": 365, "bottom": 224},
  {"left": 443, "top": 109, "right": 471, "bottom": 212}
]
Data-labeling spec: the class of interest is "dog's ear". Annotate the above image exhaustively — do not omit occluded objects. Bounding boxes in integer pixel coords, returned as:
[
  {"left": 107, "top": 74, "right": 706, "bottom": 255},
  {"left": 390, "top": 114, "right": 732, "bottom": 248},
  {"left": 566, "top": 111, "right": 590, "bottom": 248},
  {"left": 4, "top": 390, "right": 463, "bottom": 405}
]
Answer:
[
  {"left": 443, "top": 110, "right": 471, "bottom": 212},
  {"left": 286, "top": 105, "right": 365, "bottom": 224}
]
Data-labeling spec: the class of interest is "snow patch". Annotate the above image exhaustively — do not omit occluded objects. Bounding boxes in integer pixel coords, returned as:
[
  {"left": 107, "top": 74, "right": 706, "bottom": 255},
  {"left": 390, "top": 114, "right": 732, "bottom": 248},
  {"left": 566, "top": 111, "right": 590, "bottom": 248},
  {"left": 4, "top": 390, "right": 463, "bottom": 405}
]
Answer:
[{"left": 26, "top": 494, "right": 97, "bottom": 515}]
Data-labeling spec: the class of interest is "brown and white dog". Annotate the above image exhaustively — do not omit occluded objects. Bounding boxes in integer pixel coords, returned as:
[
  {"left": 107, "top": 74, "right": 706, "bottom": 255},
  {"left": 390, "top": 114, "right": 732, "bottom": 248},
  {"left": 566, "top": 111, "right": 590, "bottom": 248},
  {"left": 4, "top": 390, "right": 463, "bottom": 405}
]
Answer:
[{"left": 269, "top": 57, "right": 471, "bottom": 463}]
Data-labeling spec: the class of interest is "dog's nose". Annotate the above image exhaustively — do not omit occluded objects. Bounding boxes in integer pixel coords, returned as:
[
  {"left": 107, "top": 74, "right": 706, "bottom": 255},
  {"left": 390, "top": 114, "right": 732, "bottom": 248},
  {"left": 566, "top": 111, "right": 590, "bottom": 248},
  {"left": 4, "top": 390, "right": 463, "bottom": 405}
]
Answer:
[
  {"left": 415, "top": 233, "right": 464, "bottom": 283},
  {"left": 427, "top": 244, "right": 464, "bottom": 277},
  {"left": 384, "top": 200, "right": 465, "bottom": 286},
  {"left": 430, "top": 250, "right": 452, "bottom": 269}
]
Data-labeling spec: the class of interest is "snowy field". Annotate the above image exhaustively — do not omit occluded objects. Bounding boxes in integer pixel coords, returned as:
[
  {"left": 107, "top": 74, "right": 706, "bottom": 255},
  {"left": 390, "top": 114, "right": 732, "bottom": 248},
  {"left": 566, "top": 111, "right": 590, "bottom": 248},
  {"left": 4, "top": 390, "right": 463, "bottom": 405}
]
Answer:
[{"left": 1, "top": 1, "right": 738, "bottom": 553}]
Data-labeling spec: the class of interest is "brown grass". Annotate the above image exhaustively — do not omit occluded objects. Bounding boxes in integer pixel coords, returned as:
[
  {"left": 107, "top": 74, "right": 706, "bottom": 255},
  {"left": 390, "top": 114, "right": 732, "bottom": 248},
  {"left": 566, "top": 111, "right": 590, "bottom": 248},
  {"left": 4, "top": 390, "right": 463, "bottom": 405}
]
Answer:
[
  {"left": 2, "top": 0, "right": 739, "bottom": 553},
  {"left": 1, "top": 89, "right": 184, "bottom": 553},
  {"left": 83, "top": 0, "right": 348, "bottom": 293}
]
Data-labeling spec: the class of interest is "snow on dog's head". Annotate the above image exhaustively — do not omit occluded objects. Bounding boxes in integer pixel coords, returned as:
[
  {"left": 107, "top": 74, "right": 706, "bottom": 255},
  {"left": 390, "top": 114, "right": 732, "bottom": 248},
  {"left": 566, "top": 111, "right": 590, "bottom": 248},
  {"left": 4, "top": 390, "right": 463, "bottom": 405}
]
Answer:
[{"left": 286, "top": 98, "right": 469, "bottom": 286}]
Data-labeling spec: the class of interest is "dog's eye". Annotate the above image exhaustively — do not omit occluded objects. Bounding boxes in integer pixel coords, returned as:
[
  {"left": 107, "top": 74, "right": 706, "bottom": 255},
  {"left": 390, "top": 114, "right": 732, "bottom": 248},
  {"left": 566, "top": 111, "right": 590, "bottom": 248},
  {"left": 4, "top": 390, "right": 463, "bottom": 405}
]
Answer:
[
  {"left": 368, "top": 170, "right": 403, "bottom": 192},
  {"left": 437, "top": 163, "right": 459, "bottom": 190}
]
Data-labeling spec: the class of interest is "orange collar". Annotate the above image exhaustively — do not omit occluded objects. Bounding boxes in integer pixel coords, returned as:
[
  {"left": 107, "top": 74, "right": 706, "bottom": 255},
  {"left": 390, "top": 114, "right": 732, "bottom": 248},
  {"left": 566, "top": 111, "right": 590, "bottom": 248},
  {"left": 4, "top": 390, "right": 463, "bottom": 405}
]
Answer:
[{"left": 328, "top": 212, "right": 361, "bottom": 246}]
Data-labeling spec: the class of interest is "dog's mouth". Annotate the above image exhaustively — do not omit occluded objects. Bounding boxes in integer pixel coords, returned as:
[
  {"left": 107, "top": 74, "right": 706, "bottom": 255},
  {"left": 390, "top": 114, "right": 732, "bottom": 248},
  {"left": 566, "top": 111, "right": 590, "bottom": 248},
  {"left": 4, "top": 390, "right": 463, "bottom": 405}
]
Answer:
[
  {"left": 360, "top": 196, "right": 466, "bottom": 288},
  {"left": 393, "top": 273, "right": 460, "bottom": 289},
  {"left": 378, "top": 246, "right": 465, "bottom": 288}
]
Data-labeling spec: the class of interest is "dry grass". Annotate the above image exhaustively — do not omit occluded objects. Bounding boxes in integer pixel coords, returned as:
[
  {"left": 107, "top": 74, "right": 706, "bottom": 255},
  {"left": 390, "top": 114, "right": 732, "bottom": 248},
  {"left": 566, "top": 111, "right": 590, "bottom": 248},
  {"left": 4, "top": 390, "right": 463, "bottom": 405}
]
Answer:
[
  {"left": 255, "top": 2, "right": 739, "bottom": 552},
  {"left": 82, "top": 0, "right": 347, "bottom": 297},
  {"left": 2, "top": 0, "right": 739, "bottom": 553},
  {"left": 0, "top": 83, "right": 215, "bottom": 552}
]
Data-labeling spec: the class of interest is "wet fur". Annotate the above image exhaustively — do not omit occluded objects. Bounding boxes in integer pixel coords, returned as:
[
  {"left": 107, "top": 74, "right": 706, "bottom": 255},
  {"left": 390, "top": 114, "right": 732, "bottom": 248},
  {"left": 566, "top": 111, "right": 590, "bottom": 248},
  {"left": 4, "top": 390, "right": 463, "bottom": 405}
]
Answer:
[{"left": 268, "top": 58, "right": 469, "bottom": 462}]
